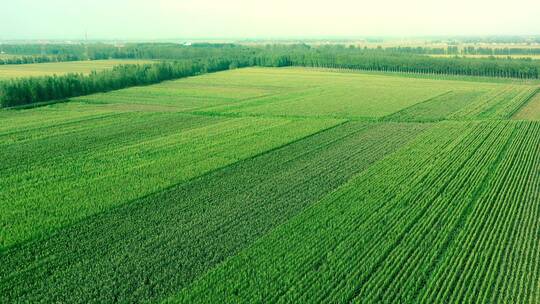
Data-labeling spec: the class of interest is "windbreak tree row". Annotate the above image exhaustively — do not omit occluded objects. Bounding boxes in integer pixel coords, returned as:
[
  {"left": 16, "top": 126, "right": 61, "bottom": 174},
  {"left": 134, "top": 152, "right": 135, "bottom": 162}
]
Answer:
[
  {"left": 461, "top": 46, "right": 540, "bottom": 56},
  {"left": 0, "top": 54, "right": 83, "bottom": 65},
  {"left": 0, "top": 43, "right": 259, "bottom": 62},
  {"left": 269, "top": 49, "right": 540, "bottom": 79},
  {"left": 0, "top": 58, "right": 250, "bottom": 107},
  {"left": 382, "top": 46, "right": 540, "bottom": 56},
  {"left": 127, "top": 44, "right": 540, "bottom": 78},
  {"left": 1, "top": 43, "right": 131, "bottom": 60},
  {"left": 3, "top": 43, "right": 540, "bottom": 77}
]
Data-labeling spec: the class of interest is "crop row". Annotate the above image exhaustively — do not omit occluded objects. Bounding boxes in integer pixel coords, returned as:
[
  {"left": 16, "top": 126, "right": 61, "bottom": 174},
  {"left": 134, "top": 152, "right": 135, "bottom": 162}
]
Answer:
[
  {"left": 383, "top": 90, "right": 484, "bottom": 122},
  {"left": 350, "top": 121, "right": 527, "bottom": 303},
  {"left": 418, "top": 121, "right": 540, "bottom": 303},
  {"left": 450, "top": 85, "right": 538, "bottom": 120},
  {"left": 494, "top": 86, "right": 539, "bottom": 118},
  {"left": 173, "top": 121, "right": 538, "bottom": 303},
  {"left": 512, "top": 89, "right": 540, "bottom": 120},
  {"left": 0, "top": 108, "right": 337, "bottom": 249},
  {"left": 480, "top": 86, "right": 539, "bottom": 119},
  {"left": 0, "top": 121, "right": 429, "bottom": 303},
  {"left": 172, "top": 120, "right": 484, "bottom": 302}
]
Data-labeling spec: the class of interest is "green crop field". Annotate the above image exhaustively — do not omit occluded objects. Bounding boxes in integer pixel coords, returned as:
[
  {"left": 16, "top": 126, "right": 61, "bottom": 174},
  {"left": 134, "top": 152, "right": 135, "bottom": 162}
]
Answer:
[
  {"left": 1, "top": 67, "right": 539, "bottom": 303},
  {"left": 0, "top": 59, "right": 153, "bottom": 80},
  {"left": 75, "top": 67, "right": 537, "bottom": 120},
  {"left": 514, "top": 89, "right": 540, "bottom": 120}
]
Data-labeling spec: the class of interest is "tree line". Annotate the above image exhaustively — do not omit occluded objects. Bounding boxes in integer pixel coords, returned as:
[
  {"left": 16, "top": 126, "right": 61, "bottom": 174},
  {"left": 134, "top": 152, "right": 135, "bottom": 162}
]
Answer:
[
  {"left": 0, "top": 43, "right": 255, "bottom": 61},
  {"left": 461, "top": 47, "right": 540, "bottom": 56},
  {"left": 253, "top": 45, "right": 540, "bottom": 78},
  {"left": 0, "top": 58, "right": 250, "bottom": 108},
  {"left": 0, "top": 54, "right": 82, "bottom": 65},
  {"left": 2, "top": 44, "right": 540, "bottom": 108},
  {"left": 8, "top": 42, "right": 540, "bottom": 59},
  {"left": 378, "top": 46, "right": 540, "bottom": 56}
]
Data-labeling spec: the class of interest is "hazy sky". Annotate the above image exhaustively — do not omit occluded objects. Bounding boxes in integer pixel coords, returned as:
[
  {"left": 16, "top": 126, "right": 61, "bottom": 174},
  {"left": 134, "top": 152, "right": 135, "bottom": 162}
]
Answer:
[{"left": 2, "top": 0, "right": 540, "bottom": 40}]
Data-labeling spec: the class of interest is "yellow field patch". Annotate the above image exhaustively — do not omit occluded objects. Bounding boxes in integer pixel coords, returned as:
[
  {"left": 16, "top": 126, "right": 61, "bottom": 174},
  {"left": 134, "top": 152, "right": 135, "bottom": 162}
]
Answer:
[{"left": 0, "top": 59, "right": 154, "bottom": 79}]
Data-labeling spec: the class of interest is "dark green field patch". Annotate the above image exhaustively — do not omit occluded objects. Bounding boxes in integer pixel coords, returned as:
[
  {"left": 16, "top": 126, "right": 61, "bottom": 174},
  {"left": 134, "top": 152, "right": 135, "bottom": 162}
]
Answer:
[
  {"left": 450, "top": 86, "right": 539, "bottom": 120},
  {"left": 384, "top": 90, "right": 485, "bottom": 122},
  {"left": 0, "top": 121, "right": 429, "bottom": 303},
  {"left": 174, "top": 121, "right": 540, "bottom": 304},
  {"left": 1, "top": 109, "right": 337, "bottom": 250}
]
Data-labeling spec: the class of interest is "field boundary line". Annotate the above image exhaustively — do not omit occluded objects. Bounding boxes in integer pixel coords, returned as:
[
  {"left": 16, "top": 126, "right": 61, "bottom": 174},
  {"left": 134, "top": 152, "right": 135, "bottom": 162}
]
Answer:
[
  {"left": 189, "top": 110, "right": 386, "bottom": 122},
  {"left": 193, "top": 91, "right": 290, "bottom": 114},
  {"left": 510, "top": 87, "right": 540, "bottom": 119},
  {"left": 0, "top": 111, "right": 129, "bottom": 138},
  {"left": 381, "top": 90, "right": 453, "bottom": 122},
  {"left": 1, "top": 98, "right": 73, "bottom": 110}
]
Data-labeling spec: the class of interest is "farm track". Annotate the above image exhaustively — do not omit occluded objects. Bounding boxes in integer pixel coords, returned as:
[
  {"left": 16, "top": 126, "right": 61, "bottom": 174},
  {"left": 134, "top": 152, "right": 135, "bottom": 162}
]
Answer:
[{"left": 0, "top": 121, "right": 429, "bottom": 303}]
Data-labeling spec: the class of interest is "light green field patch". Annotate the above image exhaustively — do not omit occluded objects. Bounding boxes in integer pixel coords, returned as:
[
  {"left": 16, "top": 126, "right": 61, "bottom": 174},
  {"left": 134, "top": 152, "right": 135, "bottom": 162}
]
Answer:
[
  {"left": 0, "top": 59, "right": 153, "bottom": 80},
  {"left": 199, "top": 69, "right": 472, "bottom": 118},
  {"left": 73, "top": 67, "right": 507, "bottom": 119},
  {"left": 75, "top": 77, "right": 274, "bottom": 111},
  {"left": 0, "top": 102, "right": 121, "bottom": 134},
  {"left": 513, "top": 88, "right": 540, "bottom": 120},
  {"left": 384, "top": 90, "right": 487, "bottom": 122},
  {"left": 0, "top": 103, "right": 340, "bottom": 249},
  {"left": 188, "top": 68, "right": 505, "bottom": 119}
]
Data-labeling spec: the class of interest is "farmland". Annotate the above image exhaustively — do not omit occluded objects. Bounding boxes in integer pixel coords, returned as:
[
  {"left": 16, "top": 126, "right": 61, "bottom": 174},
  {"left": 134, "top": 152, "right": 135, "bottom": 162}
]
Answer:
[
  {"left": 514, "top": 89, "right": 540, "bottom": 120},
  {"left": 1, "top": 66, "right": 539, "bottom": 303},
  {"left": 176, "top": 120, "right": 540, "bottom": 303},
  {"left": 75, "top": 68, "right": 537, "bottom": 120},
  {"left": 0, "top": 59, "right": 153, "bottom": 80},
  {"left": 0, "top": 104, "right": 338, "bottom": 249}
]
